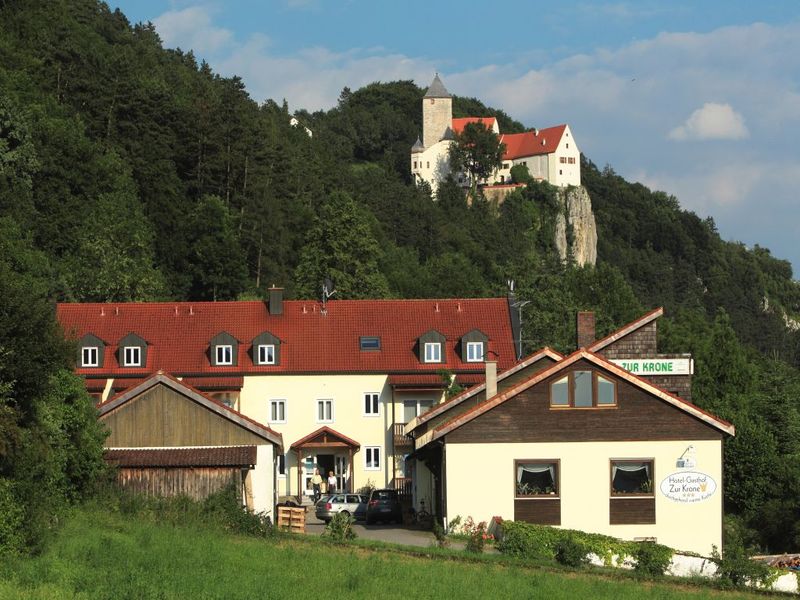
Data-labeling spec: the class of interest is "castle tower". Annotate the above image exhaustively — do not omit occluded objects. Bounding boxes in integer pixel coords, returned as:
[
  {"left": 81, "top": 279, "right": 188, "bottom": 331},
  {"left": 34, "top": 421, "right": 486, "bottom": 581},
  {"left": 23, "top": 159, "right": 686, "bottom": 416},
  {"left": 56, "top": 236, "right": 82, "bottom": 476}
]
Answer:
[{"left": 422, "top": 74, "right": 452, "bottom": 149}]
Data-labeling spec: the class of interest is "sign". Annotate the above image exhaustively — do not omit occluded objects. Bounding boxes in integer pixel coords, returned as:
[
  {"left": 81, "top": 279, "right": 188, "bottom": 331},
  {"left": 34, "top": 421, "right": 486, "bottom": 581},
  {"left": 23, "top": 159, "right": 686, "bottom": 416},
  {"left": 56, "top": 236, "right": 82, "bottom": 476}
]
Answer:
[
  {"left": 660, "top": 471, "right": 716, "bottom": 503},
  {"left": 611, "top": 358, "right": 693, "bottom": 376}
]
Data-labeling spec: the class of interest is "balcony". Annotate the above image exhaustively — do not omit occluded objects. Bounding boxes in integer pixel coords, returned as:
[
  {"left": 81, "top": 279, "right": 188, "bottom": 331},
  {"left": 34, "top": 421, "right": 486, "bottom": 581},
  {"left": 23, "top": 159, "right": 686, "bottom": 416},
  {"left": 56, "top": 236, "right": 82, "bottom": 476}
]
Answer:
[{"left": 393, "top": 423, "right": 412, "bottom": 447}]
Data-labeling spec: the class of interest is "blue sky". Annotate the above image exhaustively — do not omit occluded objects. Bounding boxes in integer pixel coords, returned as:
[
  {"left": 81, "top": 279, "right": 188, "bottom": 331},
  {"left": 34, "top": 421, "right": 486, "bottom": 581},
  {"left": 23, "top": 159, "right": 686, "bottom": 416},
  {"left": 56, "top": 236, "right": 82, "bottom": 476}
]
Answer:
[{"left": 111, "top": 1, "right": 800, "bottom": 274}]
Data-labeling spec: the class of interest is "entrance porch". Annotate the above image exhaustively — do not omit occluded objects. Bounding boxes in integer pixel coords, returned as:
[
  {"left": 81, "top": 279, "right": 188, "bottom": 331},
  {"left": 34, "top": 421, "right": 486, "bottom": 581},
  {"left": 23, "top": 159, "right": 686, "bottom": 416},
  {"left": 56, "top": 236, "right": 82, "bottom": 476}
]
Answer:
[{"left": 290, "top": 426, "right": 360, "bottom": 499}]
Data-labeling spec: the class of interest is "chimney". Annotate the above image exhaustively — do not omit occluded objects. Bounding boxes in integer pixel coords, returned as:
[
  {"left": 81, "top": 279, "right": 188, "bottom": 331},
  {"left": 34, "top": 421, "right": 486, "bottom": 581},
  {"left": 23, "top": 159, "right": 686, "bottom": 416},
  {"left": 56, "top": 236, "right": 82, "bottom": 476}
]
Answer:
[
  {"left": 577, "top": 311, "right": 595, "bottom": 349},
  {"left": 485, "top": 359, "right": 497, "bottom": 399},
  {"left": 268, "top": 286, "right": 284, "bottom": 315}
]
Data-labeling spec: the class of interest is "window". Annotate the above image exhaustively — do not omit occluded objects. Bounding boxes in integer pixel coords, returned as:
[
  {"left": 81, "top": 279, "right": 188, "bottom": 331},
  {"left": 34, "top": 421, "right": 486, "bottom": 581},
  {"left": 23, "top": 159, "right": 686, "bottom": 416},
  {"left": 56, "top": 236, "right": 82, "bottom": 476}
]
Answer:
[
  {"left": 426, "top": 161, "right": 430, "bottom": 169},
  {"left": 515, "top": 460, "right": 559, "bottom": 497},
  {"left": 277, "top": 454, "right": 286, "bottom": 477},
  {"left": 215, "top": 345, "right": 233, "bottom": 365},
  {"left": 123, "top": 346, "right": 141, "bottom": 367},
  {"left": 466, "top": 341, "right": 484, "bottom": 362},
  {"left": 257, "top": 344, "right": 276, "bottom": 365},
  {"left": 413, "top": 160, "right": 417, "bottom": 169},
  {"left": 550, "top": 371, "right": 616, "bottom": 408},
  {"left": 364, "top": 446, "right": 381, "bottom": 470},
  {"left": 81, "top": 346, "right": 99, "bottom": 367},
  {"left": 317, "top": 399, "right": 333, "bottom": 423},
  {"left": 424, "top": 342, "right": 442, "bottom": 363},
  {"left": 611, "top": 460, "right": 654, "bottom": 496},
  {"left": 363, "top": 392, "right": 379, "bottom": 416},
  {"left": 502, "top": 163, "right": 509, "bottom": 169},
  {"left": 270, "top": 399, "right": 286, "bottom": 423},
  {"left": 360, "top": 336, "right": 381, "bottom": 351},
  {"left": 560, "top": 156, "right": 567, "bottom": 164}
]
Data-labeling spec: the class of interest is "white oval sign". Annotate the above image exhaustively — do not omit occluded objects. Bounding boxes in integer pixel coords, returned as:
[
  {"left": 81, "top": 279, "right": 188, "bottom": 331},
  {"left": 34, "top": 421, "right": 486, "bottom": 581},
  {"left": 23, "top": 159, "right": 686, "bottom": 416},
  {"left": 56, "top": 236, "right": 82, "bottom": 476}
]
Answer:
[{"left": 660, "top": 471, "right": 716, "bottom": 503}]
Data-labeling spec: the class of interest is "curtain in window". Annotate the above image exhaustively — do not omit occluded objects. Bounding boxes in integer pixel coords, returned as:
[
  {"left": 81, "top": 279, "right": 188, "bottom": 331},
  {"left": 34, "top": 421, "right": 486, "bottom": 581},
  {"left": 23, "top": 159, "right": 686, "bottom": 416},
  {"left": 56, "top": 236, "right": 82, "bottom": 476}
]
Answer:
[
  {"left": 516, "top": 463, "right": 555, "bottom": 482},
  {"left": 612, "top": 462, "right": 649, "bottom": 480}
]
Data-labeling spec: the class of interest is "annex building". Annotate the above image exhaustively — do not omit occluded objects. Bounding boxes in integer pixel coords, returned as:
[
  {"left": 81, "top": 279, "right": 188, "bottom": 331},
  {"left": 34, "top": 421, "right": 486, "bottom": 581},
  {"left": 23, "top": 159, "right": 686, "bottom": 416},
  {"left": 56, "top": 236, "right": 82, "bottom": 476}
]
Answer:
[
  {"left": 57, "top": 290, "right": 519, "bottom": 511},
  {"left": 410, "top": 74, "right": 581, "bottom": 192}
]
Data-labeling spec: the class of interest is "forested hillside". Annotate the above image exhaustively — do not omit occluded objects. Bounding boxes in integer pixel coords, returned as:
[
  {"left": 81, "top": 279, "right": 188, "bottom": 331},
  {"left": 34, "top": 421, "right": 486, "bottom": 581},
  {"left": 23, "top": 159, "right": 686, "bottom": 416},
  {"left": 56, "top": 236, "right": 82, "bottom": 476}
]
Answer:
[{"left": 2, "top": 0, "right": 800, "bottom": 552}]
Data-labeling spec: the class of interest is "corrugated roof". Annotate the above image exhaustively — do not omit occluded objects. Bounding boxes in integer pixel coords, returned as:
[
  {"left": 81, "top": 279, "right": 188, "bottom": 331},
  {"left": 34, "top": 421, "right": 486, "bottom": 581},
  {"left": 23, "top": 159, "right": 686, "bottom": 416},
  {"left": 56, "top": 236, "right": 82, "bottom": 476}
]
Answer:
[{"left": 104, "top": 446, "right": 257, "bottom": 467}]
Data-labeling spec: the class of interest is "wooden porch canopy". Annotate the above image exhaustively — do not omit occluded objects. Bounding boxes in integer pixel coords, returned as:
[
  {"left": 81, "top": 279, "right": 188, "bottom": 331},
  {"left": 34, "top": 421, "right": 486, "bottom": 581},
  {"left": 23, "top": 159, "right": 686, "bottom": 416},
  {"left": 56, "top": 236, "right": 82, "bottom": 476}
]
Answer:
[{"left": 290, "top": 426, "right": 360, "bottom": 494}]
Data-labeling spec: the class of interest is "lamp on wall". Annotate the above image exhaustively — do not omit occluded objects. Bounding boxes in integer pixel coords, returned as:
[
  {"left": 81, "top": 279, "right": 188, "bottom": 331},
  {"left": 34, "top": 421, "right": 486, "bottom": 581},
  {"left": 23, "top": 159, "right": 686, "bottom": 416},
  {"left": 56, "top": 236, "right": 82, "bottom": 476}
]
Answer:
[{"left": 676, "top": 445, "right": 696, "bottom": 469}]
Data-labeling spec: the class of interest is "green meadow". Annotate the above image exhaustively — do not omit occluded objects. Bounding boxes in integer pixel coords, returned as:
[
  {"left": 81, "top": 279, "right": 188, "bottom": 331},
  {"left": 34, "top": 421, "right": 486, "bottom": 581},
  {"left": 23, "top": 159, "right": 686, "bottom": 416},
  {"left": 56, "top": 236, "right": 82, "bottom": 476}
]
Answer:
[{"left": 0, "top": 507, "right": 778, "bottom": 600}]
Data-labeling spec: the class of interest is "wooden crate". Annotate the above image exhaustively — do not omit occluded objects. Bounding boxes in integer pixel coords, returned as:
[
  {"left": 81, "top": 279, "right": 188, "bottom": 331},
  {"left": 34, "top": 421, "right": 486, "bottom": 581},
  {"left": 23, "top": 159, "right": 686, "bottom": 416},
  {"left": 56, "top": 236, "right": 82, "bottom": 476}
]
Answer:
[{"left": 277, "top": 506, "right": 306, "bottom": 533}]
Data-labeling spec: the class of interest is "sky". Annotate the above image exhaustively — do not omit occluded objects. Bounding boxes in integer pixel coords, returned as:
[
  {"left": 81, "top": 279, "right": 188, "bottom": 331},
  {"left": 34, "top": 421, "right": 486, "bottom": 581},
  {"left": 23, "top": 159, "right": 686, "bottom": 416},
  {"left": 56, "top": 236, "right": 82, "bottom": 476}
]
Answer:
[{"left": 110, "top": 0, "right": 800, "bottom": 274}]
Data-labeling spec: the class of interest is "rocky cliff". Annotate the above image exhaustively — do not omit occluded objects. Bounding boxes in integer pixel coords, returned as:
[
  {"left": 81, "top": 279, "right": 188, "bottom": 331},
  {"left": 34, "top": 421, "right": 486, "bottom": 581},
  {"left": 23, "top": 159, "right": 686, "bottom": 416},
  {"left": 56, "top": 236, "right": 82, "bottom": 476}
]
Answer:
[{"left": 554, "top": 186, "right": 597, "bottom": 266}]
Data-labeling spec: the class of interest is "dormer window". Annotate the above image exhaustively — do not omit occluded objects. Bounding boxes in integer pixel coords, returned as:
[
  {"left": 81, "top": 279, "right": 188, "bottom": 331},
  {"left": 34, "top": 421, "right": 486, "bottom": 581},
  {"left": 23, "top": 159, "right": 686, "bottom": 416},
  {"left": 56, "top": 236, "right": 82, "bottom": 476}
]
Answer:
[
  {"left": 424, "top": 342, "right": 442, "bottom": 363},
  {"left": 216, "top": 345, "right": 233, "bottom": 366},
  {"left": 257, "top": 344, "right": 275, "bottom": 365},
  {"left": 123, "top": 346, "right": 141, "bottom": 367},
  {"left": 466, "top": 342, "right": 484, "bottom": 362},
  {"left": 460, "top": 329, "right": 489, "bottom": 363},
  {"left": 82, "top": 346, "right": 99, "bottom": 367},
  {"left": 551, "top": 370, "right": 616, "bottom": 408}
]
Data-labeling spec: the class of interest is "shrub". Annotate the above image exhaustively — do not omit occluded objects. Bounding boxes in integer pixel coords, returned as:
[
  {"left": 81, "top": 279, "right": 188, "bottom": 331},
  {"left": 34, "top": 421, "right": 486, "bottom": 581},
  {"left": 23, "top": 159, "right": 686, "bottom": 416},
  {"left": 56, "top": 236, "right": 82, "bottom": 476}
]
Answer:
[
  {"left": 710, "top": 543, "right": 776, "bottom": 589},
  {"left": 632, "top": 541, "right": 672, "bottom": 577},
  {"left": 322, "top": 511, "right": 356, "bottom": 543},
  {"left": 465, "top": 520, "right": 489, "bottom": 553},
  {"left": 447, "top": 515, "right": 462, "bottom": 533},
  {"left": 555, "top": 537, "right": 589, "bottom": 568},
  {"left": 0, "top": 478, "right": 24, "bottom": 556},
  {"left": 432, "top": 521, "right": 449, "bottom": 548}
]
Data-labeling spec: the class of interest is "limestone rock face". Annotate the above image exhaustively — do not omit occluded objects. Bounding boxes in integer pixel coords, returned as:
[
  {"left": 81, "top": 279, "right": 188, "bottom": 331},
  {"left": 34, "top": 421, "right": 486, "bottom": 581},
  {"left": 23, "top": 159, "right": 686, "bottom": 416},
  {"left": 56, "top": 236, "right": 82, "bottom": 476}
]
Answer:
[{"left": 554, "top": 186, "right": 597, "bottom": 266}]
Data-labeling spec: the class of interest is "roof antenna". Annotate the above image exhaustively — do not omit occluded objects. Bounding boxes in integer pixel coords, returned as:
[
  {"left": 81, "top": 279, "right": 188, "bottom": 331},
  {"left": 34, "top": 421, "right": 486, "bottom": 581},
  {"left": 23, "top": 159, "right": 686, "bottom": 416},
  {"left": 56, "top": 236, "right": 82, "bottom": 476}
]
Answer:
[{"left": 321, "top": 277, "right": 336, "bottom": 315}]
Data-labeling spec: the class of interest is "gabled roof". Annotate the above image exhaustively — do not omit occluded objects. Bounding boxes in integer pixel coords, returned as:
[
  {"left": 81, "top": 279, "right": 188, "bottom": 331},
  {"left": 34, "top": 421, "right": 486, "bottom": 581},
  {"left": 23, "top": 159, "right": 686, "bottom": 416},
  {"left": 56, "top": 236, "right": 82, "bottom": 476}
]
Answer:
[
  {"left": 98, "top": 372, "right": 283, "bottom": 449},
  {"left": 424, "top": 74, "right": 451, "bottom": 98},
  {"left": 418, "top": 349, "right": 734, "bottom": 448},
  {"left": 588, "top": 307, "right": 664, "bottom": 352},
  {"left": 501, "top": 125, "right": 567, "bottom": 160},
  {"left": 290, "top": 426, "right": 360, "bottom": 450},
  {"left": 452, "top": 117, "right": 498, "bottom": 135},
  {"left": 406, "top": 347, "right": 563, "bottom": 434}
]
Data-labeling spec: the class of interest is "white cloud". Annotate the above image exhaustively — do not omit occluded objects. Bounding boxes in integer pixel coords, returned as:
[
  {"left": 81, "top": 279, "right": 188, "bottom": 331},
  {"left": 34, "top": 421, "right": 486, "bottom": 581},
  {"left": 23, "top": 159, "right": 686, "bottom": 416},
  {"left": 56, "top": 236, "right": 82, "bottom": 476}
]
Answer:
[
  {"left": 668, "top": 103, "right": 749, "bottom": 141},
  {"left": 153, "top": 6, "right": 233, "bottom": 55}
]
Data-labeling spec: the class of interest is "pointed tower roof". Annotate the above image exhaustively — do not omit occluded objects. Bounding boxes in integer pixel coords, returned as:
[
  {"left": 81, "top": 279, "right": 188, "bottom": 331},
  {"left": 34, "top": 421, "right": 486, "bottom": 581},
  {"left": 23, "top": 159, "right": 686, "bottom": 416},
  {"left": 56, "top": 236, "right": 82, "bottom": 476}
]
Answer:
[
  {"left": 424, "top": 73, "right": 451, "bottom": 98},
  {"left": 411, "top": 136, "right": 425, "bottom": 153}
]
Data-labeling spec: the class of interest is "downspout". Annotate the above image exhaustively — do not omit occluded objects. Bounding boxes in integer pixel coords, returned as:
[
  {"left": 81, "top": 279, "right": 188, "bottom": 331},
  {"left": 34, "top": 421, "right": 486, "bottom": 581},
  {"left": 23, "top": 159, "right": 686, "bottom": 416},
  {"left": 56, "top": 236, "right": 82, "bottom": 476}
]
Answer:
[{"left": 441, "top": 439, "right": 448, "bottom": 531}]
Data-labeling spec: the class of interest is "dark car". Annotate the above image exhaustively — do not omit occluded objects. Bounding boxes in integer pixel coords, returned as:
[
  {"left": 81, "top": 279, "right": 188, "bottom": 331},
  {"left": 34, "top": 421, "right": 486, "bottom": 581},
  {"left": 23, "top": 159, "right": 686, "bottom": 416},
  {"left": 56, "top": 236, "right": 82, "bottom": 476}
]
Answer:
[
  {"left": 315, "top": 493, "right": 368, "bottom": 523},
  {"left": 365, "top": 489, "right": 402, "bottom": 525}
]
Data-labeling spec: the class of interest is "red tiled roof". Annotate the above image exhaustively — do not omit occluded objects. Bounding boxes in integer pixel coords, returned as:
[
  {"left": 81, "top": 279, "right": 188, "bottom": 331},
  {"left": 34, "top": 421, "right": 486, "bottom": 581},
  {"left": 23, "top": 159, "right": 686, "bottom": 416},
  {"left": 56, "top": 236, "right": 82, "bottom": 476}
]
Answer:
[
  {"left": 501, "top": 125, "right": 567, "bottom": 160},
  {"left": 57, "top": 298, "right": 516, "bottom": 377},
  {"left": 455, "top": 373, "right": 484, "bottom": 385},
  {"left": 111, "top": 377, "right": 149, "bottom": 391},
  {"left": 452, "top": 117, "right": 498, "bottom": 135},
  {"left": 104, "top": 446, "right": 257, "bottom": 467},
  {"left": 84, "top": 378, "right": 106, "bottom": 392},
  {"left": 388, "top": 374, "right": 447, "bottom": 388},
  {"left": 181, "top": 376, "right": 244, "bottom": 390}
]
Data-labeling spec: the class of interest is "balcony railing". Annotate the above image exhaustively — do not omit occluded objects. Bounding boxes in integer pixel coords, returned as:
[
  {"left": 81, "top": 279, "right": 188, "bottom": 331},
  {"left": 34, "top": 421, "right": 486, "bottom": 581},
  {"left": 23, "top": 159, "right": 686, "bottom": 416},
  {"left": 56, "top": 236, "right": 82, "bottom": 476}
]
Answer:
[
  {"left": 392, "top": 477, "right": 412, "bottom": 497},
  {"left": 393, "top": 423, "right": 412, "bottom": 447}
]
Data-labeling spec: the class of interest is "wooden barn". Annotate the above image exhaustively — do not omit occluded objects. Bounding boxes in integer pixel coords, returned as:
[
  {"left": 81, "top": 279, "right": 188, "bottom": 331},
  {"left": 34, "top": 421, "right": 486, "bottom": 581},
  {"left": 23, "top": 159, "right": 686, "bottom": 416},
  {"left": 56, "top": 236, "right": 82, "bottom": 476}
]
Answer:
[{"left": 98, "top": 372, "right": 282, "bottom": 516}]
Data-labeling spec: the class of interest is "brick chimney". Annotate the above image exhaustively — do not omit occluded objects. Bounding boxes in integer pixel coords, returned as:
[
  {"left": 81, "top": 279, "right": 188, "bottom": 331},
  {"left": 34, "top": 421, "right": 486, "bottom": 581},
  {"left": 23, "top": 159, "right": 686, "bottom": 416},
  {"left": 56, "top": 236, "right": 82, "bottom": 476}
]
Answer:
[
  {"left": 577, "top": 311, "right": 595, "bottom": 349},
  {"left": 268, "top": 286, "right": 284, "bottom": 315}
]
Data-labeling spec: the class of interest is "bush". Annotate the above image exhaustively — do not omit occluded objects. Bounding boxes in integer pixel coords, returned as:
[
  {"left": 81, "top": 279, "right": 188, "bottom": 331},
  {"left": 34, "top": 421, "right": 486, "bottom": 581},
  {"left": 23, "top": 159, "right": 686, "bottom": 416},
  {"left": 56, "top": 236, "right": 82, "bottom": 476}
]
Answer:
[
  {"left": 432, "top": 521, "right": 449, "bottom": 548},
  {"left": 555, "top": 537, "right": 589, "bottom": 568},
  {"left": 0, "top": 478, "right": 24, "bottom": 556},
  {"left": 632, "top": 541, "right": 672, "bottom": 576},
  {"left": 710, "top": 543, "right": 776, "bottom": 589},
  {"left": 465, "top": 520, "right": 489, "bottom": 553},
  {"left": 322, "top": 511, "right": 356, "bottom": 543}
]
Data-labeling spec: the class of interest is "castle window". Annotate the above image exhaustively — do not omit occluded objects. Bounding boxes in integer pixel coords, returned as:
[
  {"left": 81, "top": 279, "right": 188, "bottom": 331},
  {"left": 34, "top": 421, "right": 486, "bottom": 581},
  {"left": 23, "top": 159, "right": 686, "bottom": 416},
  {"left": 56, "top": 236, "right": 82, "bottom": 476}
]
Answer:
[{"left": 427, "top": 161, "right": 430, "bottom": 169}]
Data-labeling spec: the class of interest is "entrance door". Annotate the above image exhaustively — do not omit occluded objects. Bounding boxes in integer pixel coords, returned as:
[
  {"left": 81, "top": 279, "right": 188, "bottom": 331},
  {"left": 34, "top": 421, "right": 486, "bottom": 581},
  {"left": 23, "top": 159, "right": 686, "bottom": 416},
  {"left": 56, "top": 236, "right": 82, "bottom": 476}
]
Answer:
[
  {"left": 317, "top": 454, "right": 335, "bottom": 493},
  {"left": 335, "top": 456, "right": 348, "bottom": 493}
]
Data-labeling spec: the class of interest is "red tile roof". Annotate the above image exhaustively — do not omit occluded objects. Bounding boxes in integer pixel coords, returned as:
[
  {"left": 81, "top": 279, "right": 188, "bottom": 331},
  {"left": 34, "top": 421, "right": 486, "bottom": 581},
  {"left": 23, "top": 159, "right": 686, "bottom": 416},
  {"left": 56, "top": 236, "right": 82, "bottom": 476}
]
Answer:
[
  {"left": 57, "top": 298, "right": 516, "bottom": 378},
  {"left": 181, "top": 376, "right": 244, "bottom": 390},
  {"left": 500, "top": 125, "right": 567, "bottom": 160},
  {"left": 104, "top": 446, "right": 257, "bottom": 467},
  {"left": 84, "top": 378, "right": 107, "bottom": 392},
  {"left": 451, "top": 117, "right": 497, "bottom": 135},
  {"left": 388, "top": 374, "right": 447, "bottom": 388}
]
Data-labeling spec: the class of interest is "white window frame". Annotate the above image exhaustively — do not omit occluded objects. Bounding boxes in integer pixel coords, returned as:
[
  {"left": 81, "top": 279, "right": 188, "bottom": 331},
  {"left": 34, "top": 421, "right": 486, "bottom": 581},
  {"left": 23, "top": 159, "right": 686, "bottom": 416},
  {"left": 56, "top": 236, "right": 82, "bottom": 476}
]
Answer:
[
  {"left": 270, "top": 399, "right": 287, "bottom": 424},
  {"left": 215, "top": 344, "right": 233, "bottom": 365},
  {"left": 257, "top": 344, "right": 276, "bottom": 365},
  {"left": 316, "top": 399, "right": 334, "bottom": 423},
  {"left": 424, "top": 342, "right": 442, "bottom": 363},
  {"left": 81, "top": 346, "right": 99, "bottom": 367},
  {"left": 364, "top": 446, "right": 381, "bottom": 471},
  {"left": 123, "top": 346, "right": 141, "bottom": 367},
  {"left": 466, "top": 341, "right": 484, "bottom": 363},
  {"left": 363, "top": 392, "right": 380, "bottom": 417}
]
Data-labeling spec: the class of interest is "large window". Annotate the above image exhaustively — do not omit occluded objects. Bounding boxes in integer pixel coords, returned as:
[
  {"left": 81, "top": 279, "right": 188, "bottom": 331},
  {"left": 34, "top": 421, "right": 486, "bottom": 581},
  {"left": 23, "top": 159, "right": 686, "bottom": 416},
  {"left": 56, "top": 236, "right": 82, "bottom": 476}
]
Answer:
[
  {"left": 363, "top": 392, "right": 379, "bottom": 416},
  {"left": 611, "top": 460, "right": 654, "bottom": 496},
  {"left": 270, "top": 399, "right": 286, "bottom": 423},
  {"left": 424, "top": 342, "right": 442, "bottom": 363},
  {"left": 515, "top": 461, "right": 559, "bottom": 497},
  {"left": 550, "top": 371, "right": 616, "bottom": 408},
  {"left": 81, "top": 347, "right": 99, "bottom": 367},
  {"left": 466, "top": 341, "right": 484, "bottom": 362},
  {"left": 364, "top": 447, "right": 381, "bottom": 470},
  {"left": 123, "top": 346, "right": 141, "bottom": 367},
  {"left": 317, "top": 399, "right": 334, "bottom": 423},
  {"left": 257, "top": 344, "right": 276, "bottom": 365},
  {"left": 215, "top": 345, "right": 233, "bottom": 366}
]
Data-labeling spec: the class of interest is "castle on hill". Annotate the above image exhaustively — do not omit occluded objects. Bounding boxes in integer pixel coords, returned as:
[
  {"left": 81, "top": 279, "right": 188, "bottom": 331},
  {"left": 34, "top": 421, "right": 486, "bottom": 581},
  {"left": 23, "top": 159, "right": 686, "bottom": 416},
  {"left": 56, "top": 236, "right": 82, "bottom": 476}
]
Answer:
[{"left": 410, "top": 74, "right": 581, "bottom": 192}]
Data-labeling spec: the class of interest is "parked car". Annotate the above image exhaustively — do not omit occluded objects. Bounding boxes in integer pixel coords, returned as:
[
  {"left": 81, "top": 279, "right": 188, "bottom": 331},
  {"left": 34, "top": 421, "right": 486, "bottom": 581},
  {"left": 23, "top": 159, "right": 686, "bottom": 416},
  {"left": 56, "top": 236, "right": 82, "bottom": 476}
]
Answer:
[
  {"left": 315, "top": 493, "right": 368, "bottom": 523},
  {"left": 365, "top": 489, "right": 403, "bottom": 525}
]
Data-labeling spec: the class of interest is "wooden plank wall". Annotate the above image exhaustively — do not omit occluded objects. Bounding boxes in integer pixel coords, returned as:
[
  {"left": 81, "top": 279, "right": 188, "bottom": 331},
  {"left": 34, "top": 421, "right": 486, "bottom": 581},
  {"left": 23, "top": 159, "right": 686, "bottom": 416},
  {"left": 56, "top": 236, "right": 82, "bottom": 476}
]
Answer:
[{"left": 116, "top": 467, "right": 242, "bottom": 500}]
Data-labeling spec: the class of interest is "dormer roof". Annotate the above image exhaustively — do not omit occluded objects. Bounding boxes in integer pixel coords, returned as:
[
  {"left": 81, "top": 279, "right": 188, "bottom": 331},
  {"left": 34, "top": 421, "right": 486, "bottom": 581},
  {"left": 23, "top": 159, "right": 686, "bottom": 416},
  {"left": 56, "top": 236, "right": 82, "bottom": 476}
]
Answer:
[{"left": 424, "top": 74, "right": 451, "bottom": 99}]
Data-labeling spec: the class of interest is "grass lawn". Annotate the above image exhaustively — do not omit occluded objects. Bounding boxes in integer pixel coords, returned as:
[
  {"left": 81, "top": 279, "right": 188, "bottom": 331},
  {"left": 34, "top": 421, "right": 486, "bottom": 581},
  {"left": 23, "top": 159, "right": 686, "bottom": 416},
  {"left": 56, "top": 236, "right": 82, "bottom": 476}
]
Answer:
[{"left": 0, "top": 507, "right": 779, "bottom": 599}]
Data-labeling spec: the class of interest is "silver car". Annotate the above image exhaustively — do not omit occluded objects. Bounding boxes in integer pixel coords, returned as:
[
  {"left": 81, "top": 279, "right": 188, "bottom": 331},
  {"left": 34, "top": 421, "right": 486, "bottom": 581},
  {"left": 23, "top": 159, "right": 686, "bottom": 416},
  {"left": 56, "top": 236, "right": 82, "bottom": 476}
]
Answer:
[{"left": 315, "top": 493, "right": 368, "bottom": 522}]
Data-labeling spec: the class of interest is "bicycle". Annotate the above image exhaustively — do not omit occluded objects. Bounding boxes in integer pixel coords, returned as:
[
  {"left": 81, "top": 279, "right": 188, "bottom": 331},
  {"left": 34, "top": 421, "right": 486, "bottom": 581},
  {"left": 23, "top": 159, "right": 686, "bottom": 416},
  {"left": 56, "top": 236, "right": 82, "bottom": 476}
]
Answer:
[{"left": 410, "top": 500, "right": 432, "bottom": 526}]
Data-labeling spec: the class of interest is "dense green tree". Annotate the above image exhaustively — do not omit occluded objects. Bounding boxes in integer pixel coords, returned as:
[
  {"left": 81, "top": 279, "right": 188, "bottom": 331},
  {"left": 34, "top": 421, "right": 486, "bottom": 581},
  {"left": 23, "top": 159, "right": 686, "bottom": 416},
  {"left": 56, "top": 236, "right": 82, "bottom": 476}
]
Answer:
[{"left": 449, "top": 121, "right": 506, "bottom": 194}]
